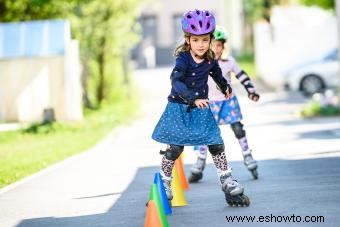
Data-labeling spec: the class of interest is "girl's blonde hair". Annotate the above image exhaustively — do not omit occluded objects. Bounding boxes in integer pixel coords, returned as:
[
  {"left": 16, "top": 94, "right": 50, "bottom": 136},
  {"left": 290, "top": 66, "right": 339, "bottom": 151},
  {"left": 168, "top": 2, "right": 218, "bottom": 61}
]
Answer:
[{"left": 174, "top": 33, "right": 215, "bottom": 61}]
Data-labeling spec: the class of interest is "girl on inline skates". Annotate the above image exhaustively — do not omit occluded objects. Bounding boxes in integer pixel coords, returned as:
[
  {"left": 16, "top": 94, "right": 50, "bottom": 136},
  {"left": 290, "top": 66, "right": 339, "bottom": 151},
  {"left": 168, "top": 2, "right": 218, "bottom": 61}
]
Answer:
[
  {"left": 152, "top": 10, "right": 250, "bottom": 207},
  {"left": 188, "top": 25, "right": 260, "bottom": 183}
]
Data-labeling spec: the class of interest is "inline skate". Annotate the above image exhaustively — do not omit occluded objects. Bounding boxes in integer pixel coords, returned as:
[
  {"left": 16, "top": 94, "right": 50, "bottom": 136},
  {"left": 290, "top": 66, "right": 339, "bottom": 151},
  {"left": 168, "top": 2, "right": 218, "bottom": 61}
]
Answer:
[
  {"left": 219, "top": 169, "right": 250, "bottom": 207},
  {"left": 243, "top": 149, "right": 258, "bottom": 179}
]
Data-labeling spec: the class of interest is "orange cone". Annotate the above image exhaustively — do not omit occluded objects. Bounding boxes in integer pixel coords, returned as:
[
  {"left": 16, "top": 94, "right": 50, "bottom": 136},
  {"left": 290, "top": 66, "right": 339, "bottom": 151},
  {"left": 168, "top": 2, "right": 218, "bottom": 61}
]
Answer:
[
  {"left": 171, "top": 165, "right": 188, "bottom": 206},
  {"left": 144, "top": 200, "right": 162, "bottom": 227},
  {"left": 175, "top": 156, "right": 189, "bottom": 190}
]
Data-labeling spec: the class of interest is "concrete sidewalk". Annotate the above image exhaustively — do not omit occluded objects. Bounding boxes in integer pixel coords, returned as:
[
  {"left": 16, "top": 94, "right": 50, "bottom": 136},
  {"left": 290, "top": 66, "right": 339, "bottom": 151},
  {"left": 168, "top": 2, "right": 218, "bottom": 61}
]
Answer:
[{"left": 0, "top": 67, "right": 339, "bottom": 227}]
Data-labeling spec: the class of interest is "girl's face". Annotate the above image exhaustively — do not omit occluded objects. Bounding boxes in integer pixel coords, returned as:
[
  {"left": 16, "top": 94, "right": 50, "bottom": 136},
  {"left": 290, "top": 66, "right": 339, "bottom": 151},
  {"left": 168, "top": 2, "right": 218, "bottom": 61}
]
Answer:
[
  {"left": 186, "top": 34, "right": 211, "bottom": 57},
  {"left": 211, "top": 40, "right": 224, "bottom": 59}
]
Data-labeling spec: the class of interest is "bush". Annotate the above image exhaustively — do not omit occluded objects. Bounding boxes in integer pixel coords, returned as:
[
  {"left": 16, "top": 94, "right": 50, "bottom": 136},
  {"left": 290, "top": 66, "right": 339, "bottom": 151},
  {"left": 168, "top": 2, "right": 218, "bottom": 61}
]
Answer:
[{"left": 300, "top": 90, "right": 340, "bottom": 117}]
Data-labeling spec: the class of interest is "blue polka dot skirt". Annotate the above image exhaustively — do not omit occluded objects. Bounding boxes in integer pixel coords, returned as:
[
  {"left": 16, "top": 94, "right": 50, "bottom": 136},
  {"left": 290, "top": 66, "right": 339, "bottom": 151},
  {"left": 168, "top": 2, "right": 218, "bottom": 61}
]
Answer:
[
  {"left": 209, "top": 96, "right": 243, "bottom": 125},
  {"left": 152, "top": 102, "right": 224, "bottom": 146}
]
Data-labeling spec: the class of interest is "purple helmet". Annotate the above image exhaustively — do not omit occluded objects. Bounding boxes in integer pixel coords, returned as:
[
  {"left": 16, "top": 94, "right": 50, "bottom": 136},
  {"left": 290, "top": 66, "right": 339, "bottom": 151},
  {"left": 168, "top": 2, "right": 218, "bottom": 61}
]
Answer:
[{"left": 181, "top": 10, "right": 216, "bottom": 35}]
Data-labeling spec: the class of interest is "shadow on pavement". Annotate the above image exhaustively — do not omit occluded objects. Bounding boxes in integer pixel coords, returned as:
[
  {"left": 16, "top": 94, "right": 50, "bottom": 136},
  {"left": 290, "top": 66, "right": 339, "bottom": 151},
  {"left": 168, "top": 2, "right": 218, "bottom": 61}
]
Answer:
[
  {"left": 17, "top": 156, "right": 340, "bottom": 227},
  {"left": 297, "top": 128, "right": 340, "bottom": 140}
]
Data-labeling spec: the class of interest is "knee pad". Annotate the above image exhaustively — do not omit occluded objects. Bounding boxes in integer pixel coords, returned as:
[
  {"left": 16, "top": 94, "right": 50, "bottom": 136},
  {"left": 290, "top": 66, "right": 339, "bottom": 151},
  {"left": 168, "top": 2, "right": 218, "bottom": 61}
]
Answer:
[
  {"left": 164, "top": 145, "right": 184, "bottom": 161},
  {"left": 208, "top": 144, "right": 225, "bottom": 155},
  {"left": 231, "top": 122, "right": 246, "bottom": 139}
]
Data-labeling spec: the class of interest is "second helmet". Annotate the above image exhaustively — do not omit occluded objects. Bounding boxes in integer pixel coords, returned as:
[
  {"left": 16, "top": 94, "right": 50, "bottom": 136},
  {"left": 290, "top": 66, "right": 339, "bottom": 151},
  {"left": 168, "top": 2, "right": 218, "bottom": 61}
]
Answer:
[{"left": 213, "top": 25, "right": 228, "bottom": 41}]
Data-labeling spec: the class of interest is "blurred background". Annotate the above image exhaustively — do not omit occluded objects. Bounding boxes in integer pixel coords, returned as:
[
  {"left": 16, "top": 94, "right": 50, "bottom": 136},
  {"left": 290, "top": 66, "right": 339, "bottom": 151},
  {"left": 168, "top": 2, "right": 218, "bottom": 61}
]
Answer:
[
  {"left": 0, "top": 0, "right": 339, "bottom": 188},
  {"left": 0, "top": 0, "right": 338, "bottom": 123},
  {"left": 0, "top": 1, "right": 339, "bottom": 226}
]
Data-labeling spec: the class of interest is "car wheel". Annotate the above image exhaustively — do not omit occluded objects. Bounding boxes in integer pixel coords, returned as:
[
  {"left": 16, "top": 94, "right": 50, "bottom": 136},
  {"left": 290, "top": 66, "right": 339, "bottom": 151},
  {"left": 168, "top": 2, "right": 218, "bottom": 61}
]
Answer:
[{"left": 300, "top": 74, "right": 325, "bottom": 95}]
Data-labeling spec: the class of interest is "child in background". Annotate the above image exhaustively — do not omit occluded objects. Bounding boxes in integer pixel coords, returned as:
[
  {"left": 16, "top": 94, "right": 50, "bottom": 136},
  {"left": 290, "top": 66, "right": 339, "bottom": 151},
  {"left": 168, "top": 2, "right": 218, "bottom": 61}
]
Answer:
[
  {"left": 152, "top": 10, "right": 250, "bottom": 207},
  {"left": 188, "top": 25, "right": 260, "bottom": 183}
]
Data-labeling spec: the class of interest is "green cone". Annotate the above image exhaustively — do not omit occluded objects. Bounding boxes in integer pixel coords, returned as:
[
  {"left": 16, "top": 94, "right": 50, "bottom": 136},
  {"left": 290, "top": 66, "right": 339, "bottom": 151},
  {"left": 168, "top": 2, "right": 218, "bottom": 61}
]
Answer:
[{"left": 149, "top": 183, "right": 169, "bottom": 227}]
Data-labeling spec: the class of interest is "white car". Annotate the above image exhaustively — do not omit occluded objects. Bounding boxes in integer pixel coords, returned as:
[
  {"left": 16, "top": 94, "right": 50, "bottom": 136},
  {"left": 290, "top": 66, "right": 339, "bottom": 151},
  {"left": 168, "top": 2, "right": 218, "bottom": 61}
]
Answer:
[{"left": 284, "top": 49, "right": 340, "bottom": 95}]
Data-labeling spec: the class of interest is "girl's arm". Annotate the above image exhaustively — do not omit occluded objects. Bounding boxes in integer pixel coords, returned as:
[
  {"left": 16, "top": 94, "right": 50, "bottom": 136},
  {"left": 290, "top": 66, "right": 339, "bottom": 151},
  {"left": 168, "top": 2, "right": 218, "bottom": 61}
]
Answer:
[
  {"left": 170, "top": 55, "right": 195, "bottom": 103},
  {"left": 231, "top": 57, "right": 258, "bottom": 95},
  {"left": 210, "top": 61, "right": 232, "bottom": 97}
]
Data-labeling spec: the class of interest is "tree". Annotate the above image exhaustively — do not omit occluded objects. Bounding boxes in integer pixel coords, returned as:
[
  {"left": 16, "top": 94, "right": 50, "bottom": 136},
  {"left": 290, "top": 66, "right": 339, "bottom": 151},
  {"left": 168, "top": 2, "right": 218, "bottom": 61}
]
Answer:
[
  {"left": 71, "top": 0, "right": 140, "bottom": 106},
  {"left": 241, "top": 0, "right": 297, "bottom": 53},
  {"left": 0, "top": 0, "right": 80, "bottom": 22},
  {"left": 0, "top": 0, "right": 141, "bottom": 107}
]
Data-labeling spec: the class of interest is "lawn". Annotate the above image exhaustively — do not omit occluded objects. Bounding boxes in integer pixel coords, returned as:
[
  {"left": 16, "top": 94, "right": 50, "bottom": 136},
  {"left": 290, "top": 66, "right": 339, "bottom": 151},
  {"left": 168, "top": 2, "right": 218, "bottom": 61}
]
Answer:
[{"left": 0, "top": 99, "right": 138, "bottom": 188}]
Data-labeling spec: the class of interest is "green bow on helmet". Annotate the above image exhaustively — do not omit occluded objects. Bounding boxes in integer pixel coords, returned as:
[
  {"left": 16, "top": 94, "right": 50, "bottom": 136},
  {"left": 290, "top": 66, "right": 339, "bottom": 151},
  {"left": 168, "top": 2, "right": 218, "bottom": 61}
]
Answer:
[{"left": 213, "top": 25, "right": 228, "bottom": 41}]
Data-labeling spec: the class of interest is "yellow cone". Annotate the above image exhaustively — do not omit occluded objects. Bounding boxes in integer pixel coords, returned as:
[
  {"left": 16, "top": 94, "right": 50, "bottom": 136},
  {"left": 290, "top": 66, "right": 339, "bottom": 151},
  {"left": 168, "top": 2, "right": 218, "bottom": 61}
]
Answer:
[{"left": 171, "top": 166, "right": 188, "bottom": 206}]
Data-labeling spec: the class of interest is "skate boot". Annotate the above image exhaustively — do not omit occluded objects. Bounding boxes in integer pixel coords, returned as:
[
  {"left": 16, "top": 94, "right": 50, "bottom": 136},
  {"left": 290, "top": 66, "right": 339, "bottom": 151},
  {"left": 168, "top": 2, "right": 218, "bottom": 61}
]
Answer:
[
  {"left": 160, "top": 171, "right": 173, "bottom": 201},
  {"left": 188, "top": 153, "right": 206, "bottom": 183},
  {"left": 243, "top": 149, "right": 258, "bottom": 179},
  {"left": 219, "top": 169, "right": 250, "bottom": 207}
]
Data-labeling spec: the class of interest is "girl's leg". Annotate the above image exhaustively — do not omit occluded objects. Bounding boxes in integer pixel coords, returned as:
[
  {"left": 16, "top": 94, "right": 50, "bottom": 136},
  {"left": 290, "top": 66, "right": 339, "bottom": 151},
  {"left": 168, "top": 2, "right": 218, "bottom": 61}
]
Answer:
[
  {"left": 188, "top": 145, "right": 208, "bottom": 183},
  {"left": 230, "top": 122, "right": 249, "bottom": 151},
  {"left": 208, "top": 144, "right": 243, "bottom": 196},
  {"left": 160, "top": 144, "right": 184, "bottom": 200},
  {"left": 208, "top": 144, "right": 250, "bottom": 206},
  {"left": 230, "top": 122, "right": 257, "bottom": 171}
]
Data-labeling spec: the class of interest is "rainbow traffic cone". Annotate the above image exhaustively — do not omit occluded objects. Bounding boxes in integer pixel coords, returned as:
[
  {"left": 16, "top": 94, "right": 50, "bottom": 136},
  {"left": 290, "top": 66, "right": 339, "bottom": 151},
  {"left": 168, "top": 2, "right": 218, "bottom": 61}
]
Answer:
[
  {"left": 171, "top": 166, "right": 188, "bottom": 207},
  {"left": 149, "top": 184, "right": 169, "bottom": 227},
  {"left": 154, "top": 172, "right": 172, "bottom": 215},
  {"left": 175, "top": 156, "right": 189, "bottom": 190},
  {"left": 144, "top": 200, "right": 162, "bottom": 227}
]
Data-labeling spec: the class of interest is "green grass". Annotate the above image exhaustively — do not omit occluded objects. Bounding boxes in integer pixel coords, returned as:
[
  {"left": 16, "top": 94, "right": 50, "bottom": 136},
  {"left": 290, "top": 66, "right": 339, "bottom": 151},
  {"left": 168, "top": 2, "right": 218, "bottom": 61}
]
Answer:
[
  {"left": 0, "top": 98, "right": 139, "bottom": 188},
  {"left": 235, "top": 52, "right": 257, "bottom": 79}
]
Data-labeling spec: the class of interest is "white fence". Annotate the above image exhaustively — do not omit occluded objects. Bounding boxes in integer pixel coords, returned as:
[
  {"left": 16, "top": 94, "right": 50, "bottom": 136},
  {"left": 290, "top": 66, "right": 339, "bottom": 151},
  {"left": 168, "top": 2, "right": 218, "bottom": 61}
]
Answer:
[{"left": 0, "top": 20, "right": 82, "bottom": 123}]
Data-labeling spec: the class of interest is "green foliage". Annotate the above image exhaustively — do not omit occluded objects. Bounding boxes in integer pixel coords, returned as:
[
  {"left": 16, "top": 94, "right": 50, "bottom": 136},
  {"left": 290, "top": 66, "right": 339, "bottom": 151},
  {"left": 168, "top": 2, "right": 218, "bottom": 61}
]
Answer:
[
  {"left": 235, "top": 52, "right": 257, "bottom": 78},
  {"left": 242, "top": 0, "right": 283, "bottom": 23},
  {"left": 0, "top": 0, "right": 81, "bottom": 22},
  {"left": 300, "top": 101, "right": 340, "bottom": 117},
  {"left": 299, "top": 0, "right": 335, "bottom": 10},
  {"left": 241, "top": 0, "right": 282, "bottom": 53},
  {"left": 0, "top": 97, "right": 139, "bottom": 188},
  {"left": 243, "top": 0, "right": 267, "bottom": 22},
  {"left": 70, "top": 0, "right": 141, "bottom": 105},
  {"left": 236, "top": 52, "right": 255, "bottom": 62}
]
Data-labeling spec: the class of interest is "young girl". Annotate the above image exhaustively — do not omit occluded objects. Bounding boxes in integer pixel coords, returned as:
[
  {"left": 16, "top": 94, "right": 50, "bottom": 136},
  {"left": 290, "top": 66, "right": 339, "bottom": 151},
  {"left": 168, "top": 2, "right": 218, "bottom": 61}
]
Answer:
[
  {"left": 188, "top": 25, "right": 260, "bottom": 183},
  {"left": 152, "top": 10, "right": 250, "bottom": 207}
]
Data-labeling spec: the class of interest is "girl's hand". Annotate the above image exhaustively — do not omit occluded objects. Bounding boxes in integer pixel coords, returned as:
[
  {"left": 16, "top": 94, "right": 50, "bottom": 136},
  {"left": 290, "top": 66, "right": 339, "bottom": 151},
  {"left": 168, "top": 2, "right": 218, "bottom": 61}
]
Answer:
[
  {"left": 248, "top": 93, "right": 260, "bottom": 102},
  {"left": 194, "top": 99, "right": 209, "bottom": 109},
  {"left": 225, "top": 88, "right": 233, "bottom": 99}
]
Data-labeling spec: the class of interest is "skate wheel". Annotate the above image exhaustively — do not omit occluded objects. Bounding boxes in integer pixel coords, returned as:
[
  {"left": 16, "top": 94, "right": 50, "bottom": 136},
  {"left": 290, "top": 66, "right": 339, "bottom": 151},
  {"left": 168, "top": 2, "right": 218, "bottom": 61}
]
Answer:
[
  {"left": 230, "top": 202, "right": 238, "bottom": 207},
  {"left": 225, "top": 193, "right": 250, "bottom": 207},
  {"left": 251, "top": 169, "right": 258, "bottom": 180},
  {"left": 242, "top": 194, "right": 250, "bottom": 207},
  {"left": 226, "top": 201, "right": 234, "bottom": 206},
  {"left": 188, "top": 172, "right": 203, "bottom": 183}
]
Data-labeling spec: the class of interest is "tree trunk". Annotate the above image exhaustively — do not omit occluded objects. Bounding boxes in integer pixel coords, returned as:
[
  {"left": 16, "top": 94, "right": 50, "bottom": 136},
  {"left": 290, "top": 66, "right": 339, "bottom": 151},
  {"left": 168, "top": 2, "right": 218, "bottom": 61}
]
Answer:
[
  {"left": 96, "top": 38, "right": 106, "bottom": 105},
  {"left": 81, "top": 59, "right": 95, "bottom": 109}
]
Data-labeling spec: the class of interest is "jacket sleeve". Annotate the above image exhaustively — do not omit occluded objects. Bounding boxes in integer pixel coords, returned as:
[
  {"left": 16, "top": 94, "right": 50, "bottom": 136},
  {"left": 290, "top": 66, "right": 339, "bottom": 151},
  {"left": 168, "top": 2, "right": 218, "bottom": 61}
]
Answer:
[
  {"left": 209, "top": 60, "right": 231, "bottom": 95},
  {"left": 170, "top": 54, "right": 195, "bottom": 103},
  {"left": 230, "top": 57, "right": 256, "bottom": 94}
]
